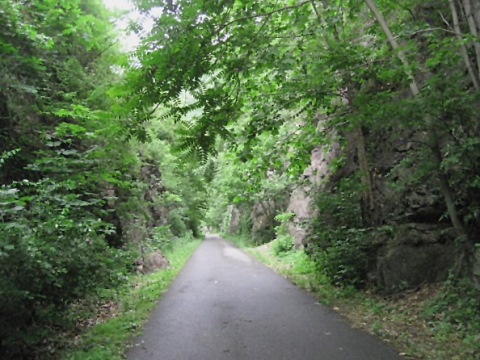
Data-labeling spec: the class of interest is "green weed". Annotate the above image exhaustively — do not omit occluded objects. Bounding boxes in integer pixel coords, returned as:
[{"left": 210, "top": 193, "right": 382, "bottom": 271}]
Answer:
[{"left": 271, "top": 235, "right": 294, "bottom": 256}]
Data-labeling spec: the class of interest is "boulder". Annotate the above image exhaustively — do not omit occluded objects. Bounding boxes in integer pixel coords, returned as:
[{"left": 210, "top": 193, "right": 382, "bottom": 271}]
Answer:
[
  {"left": 371, "top": 223, "right": 457, "bottom": 292},
  {"left": 376, "top": 243, "right": 456, "bottom": 292},
  {"left": 137, "top": 250, "right": 170, "bottom": 274}
]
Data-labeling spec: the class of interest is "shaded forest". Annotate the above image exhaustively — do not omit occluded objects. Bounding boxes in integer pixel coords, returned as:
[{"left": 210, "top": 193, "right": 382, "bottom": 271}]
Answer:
[{"left": 1, "top": 0, "right": 480, "bottom": 358}]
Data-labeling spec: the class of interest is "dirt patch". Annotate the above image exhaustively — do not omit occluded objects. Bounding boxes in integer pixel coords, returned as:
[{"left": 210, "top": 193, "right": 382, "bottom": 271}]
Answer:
[
  {"left": 335, "top": 285, "right": 446, "bottom": 359},
  {"left": 74, "top": 300, "right": 121, "bottom": 330}
]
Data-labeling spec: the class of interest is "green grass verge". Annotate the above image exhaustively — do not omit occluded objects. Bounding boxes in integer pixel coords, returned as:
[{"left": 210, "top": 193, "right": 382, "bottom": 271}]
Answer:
[
  {"left": 219, "top": 232, "right": 253, "bottom": 248},
  {"left": 62, "top": 239, "right": 201, "bottom": 360},
  {"left": 223, "top": 235, "right": 479, "bottom": 360}
]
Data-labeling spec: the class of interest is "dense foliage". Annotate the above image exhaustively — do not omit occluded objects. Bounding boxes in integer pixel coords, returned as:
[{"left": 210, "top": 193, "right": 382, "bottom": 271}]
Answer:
[
  {"left": 0, "top": 1, "right": 207, "bottom": 358},
  {"left": 124, "top": 0, "right": 480, "bottom": 290},
  {"left": 2, "top": 0, "right": 480, "bottom": 357}
]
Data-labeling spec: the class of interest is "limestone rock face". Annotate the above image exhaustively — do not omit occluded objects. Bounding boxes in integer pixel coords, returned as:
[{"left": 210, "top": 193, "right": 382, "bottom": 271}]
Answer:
[
  {"left": 370, "top": 223, "right": 456, "bottom": 292},
  {"left": 376, "top": 243, "right": 455, "bottom": 291},
  {"left": 287, "top": 188, "right": 312, "bottom": 248},
  {"left": 251, "top": 201, "right": 277, "bottom": 244},
  {"left": 140, "top": 161, "right": 168, "bottom": 230},
  {"left": 286, "top": 124, "right": 461, "bottom": 291},
  {"left": 227, "top": 205, "right": 241, "bottom": 234},
  {"left": 121, "top": 159, "right": 169, "bottom": 252},
  {"left": 286, "top": 143, "right": 343, "bottom": 247}
]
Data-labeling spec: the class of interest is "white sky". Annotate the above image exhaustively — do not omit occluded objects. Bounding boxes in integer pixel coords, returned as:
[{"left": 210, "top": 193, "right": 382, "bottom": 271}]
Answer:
[
  {"left": 103, "top": 0, "right": 158, "bottom": 51},
  {"left": 103, "top": 0, "right": 132, "bottom": 11}
]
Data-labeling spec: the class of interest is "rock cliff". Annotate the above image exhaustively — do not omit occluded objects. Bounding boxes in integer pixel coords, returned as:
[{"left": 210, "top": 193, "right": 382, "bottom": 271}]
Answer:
[{"left": 286, "top": 126, "right": 459, "bottom": 292}]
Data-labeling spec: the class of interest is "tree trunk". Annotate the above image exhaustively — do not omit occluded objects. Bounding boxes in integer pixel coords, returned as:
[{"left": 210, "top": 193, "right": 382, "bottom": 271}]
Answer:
[
  {"left": 353, "top": 126, "right": 381, "bottom": 227},
  {"left": 474, "top": 0, "right": 480, "bottom": 32},
  {"left": 449, "top": 0, "right": 480, "bottom": 89},
  {"left": 258, "top": 200, "right": 271, "bottom": 220},
  {"left": 429, "top": 130, "right": 467, "bottom": 238},
  {"left": 364, "top": 0, "right": 420, "bottom": 96},
  {"left": 463, "top": 0, "right": 480, "bottom": 77}
]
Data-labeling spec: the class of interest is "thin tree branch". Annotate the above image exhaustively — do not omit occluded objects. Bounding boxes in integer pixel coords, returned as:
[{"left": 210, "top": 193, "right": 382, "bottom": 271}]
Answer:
[
  {"left": 216, "top": 0, "right": 312, "bottom": 33},
  {"left": 364, "top": 0, "right": 420, "bottom": 96},
  {"left": 474, "top": 0, "right": 480, "bottom": 33},
  {"left": 439, "top": 10, "right": 453, "bottom": 29},
  {"left": 311, "top": 0, "right": 324, "bottom": 25},
  {"left": 407, "top": 27, "right": 458, "bottom": 36},
  {"left": 462, "top": 0, "right": 480, "bottom": 76},
  {"left": 449, "top": 0, "right": 480, "bottom": 89},
  {"left": 310, "top": 0, "right": 341, "bottom": 40}
]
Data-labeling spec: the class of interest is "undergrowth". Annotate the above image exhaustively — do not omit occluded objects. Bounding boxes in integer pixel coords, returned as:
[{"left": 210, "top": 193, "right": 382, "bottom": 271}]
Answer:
[
  {"left": 220, "top": 232, "right": 254, "bottom": 248},
  {"left": 62, "top": 239, "right": 201, "bottom": 360}
]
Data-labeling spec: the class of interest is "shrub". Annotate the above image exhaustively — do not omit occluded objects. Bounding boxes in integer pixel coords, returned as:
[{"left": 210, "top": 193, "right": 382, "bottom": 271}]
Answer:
[
  {"left": 0, "top": 134, "right": 136, "bottom": 358},
  {"left": 271, "top": 234, "right": 295, "bottom": 256},
  {"left": 150, "top": 225, "right": 174, "bottom": 252},
  {"left": 270, "top": 212, "right": 295, "bottom": 256},
  {"left": 0, "top": 182, "right": 131, "bottom": 358},
  {"left": 307, "top": 175, "right": 371, "bottom": 287},
  {"left": 308, "top": 230, "right": 370, "bottom": 287},
  {"left": 168, "top": 209, "right": 188, "bottom": 237}
]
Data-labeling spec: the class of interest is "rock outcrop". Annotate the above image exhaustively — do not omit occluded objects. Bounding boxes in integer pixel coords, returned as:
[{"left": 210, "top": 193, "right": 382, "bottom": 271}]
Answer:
[
  {"left": 286, "top": 138, "right": 348, "bottom": 247},
  {"left": 227, "top": 205, "right": 241, "bottom": 233},
  {"left": 368, "top": 223, "right": 456, "bottom": 292},
  {"left": 118, "top": 158, "right": 169, "bottom": 247},
  {"left": 287, "top": 125, "right": 459, "bottom": 291},
  {"left": 251, "top": 201, "right": 277, "bottom": 244}
]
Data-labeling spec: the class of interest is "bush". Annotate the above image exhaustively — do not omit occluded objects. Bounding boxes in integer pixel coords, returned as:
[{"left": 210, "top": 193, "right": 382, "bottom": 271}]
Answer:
[
  {"left": 252, "top": 225, "right": 276, "bottom": 245},
  {"left": 308, "top": 230, "right": 370, "bottom": 287},
  {"left": 238, "top": 210, "right": 253, "bottom": 236},
  {"left": 270, "top": 212, "right": 295, "bottom": 256},
  {"left": 307, "top": 175, "right": 371, "bottom": 287},
  {"left": 0, "top": 182, "right": 132, "bottom": 359},
  {"left": 168, "top": 209, "right": 188, "bottom": 237},
  {"left": 150, "top": 225, "right": 174, "bottom": 252},
  {"left": 271, "top": 234, "right": 294, "bottom": 256},
  {"left": 0, "top": 135, "right": 137, "bottom": 358}
]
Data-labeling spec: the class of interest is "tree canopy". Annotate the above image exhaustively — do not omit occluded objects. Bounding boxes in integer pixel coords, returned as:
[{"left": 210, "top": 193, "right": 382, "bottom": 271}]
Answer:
[{"left": 1, "top": 0, "right": 480, "bottom": 358}]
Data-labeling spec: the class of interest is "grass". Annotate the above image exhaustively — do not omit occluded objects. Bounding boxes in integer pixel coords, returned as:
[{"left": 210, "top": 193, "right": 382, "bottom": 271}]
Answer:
[
  {"left": 62, "top": 239, "right": 201, "bottom": 360},
  {"left": 220, "top": 232, "right": 253, "bottom": 248},
  {"left": 225, "top": 235, "right": 480, "bottom": 360}
]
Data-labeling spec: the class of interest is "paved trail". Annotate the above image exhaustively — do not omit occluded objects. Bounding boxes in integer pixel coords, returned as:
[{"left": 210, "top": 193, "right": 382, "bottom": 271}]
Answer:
[{"left": 127, "top": 235, "right": 402, "bottom": 360}]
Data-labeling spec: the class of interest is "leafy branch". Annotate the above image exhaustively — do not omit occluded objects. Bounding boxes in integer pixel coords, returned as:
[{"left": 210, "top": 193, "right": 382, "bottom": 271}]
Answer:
[{"left": 216, "top": 0, "right": 313, "bottom": 33}]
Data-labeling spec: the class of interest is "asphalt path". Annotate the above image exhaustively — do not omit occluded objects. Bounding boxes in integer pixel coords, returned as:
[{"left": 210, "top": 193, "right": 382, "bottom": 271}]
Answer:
[{"left": 127, "top": 235, "right": 402, "bottom": 360}]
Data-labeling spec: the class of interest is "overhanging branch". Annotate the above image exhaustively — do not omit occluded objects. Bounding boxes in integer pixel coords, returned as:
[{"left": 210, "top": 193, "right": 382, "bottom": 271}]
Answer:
[{"left": 217, "top": 0, "right": 312, "bottom": 33}]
